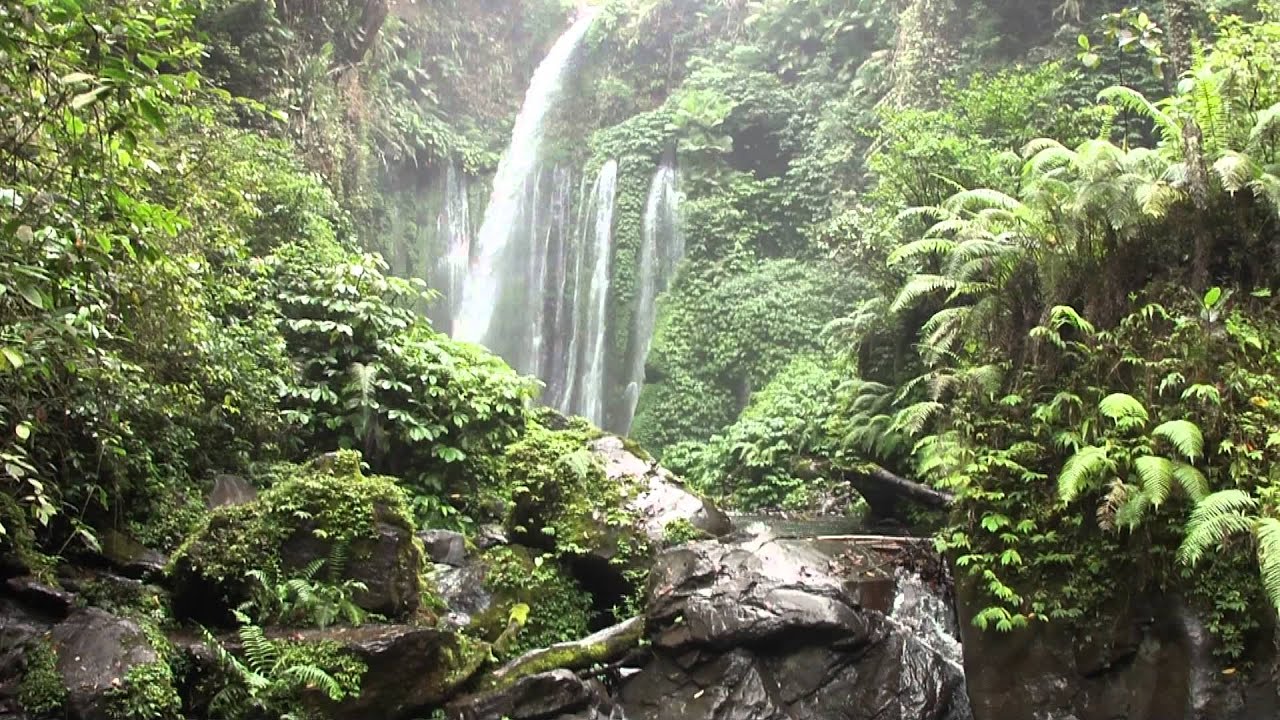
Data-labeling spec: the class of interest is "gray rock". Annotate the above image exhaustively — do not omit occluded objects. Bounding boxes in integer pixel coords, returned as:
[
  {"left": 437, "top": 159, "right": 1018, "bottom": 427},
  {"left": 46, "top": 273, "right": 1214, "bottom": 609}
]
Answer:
[
  {"left": 619, "top": 536, "right": 967, "bottom": 720},
  {"left": 50, "top": 608, "right": 162, "bottom": 720},
  {"left": 297, "top": 625, "right": 486, "bottom": 720},
  {"left": 434, "top": 560, "right": 492, "bottom": 627},
  {"left": 419, "top": 529, "right": 469, "bottom": 566},
  {"left": 958, "top": 583, "right": 1280, "bottom": 720},
  {"left": 446, "top": 669, "right": 596, "bottom": 720},
  {"left": 207, "top": 474, "right": 256, "bottom": 508},
  {"left": 475, "top": 524, "right": 509, "bottom": 550},
  {"left": 99, "top": 529, "right": 167, "bottom": 580},
  {"left": 3, "top": 577, "right": 75, "bottom": 617},
  {"left": 590, "top": 436, "right": 732, "bottom": 542},
  {"left": 280, "top": 517, "right": 422, "bottom": 618}
]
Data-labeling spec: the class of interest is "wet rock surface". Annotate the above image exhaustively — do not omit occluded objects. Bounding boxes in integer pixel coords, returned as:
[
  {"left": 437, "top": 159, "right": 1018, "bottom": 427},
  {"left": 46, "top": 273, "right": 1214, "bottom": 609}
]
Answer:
[
  {"left": 958, "top": 584, "right": 1280, "bottom": 720},
  {"left": 447, "top": 669, "right": 601, "bottom": 720},
  {"left": 619, "top": 534, "right": 968, "bottom": 720},
  {"left": 50, "top": 608, "right": 161, "bottom": 720},
  {"left": 590, "top": 436, "right": 732, "bottom": 542}
]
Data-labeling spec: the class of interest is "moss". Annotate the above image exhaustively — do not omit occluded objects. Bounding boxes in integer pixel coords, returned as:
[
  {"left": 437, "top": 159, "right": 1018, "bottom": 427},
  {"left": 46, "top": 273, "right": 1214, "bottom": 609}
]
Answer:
[
  {"left": 18, "top": 636, "right": 66, "bottom": 716},
  {"left": 502, "top": 422, "right": 641, "bottom": 559},
  {"left": 477, "top": 617, "right": 644, "bottom": 692},
  {"left": 661, "top": 517, "right": 706, "bottom": 546},
  {"left": 471, "top": 546, "right": 593, "bottom": 657},
  {"left": 168, "top": 450, "right": 416, "bottom": 615},
  {"left": 275, "top": 639, "right": 366, "bottom": 703},
  {"left": 105, "top": 660, "right": 181, "bottom": 720}
]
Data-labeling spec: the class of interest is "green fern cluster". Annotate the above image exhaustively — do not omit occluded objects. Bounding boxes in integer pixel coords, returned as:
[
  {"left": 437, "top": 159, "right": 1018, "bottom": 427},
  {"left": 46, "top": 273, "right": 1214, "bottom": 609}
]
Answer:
[{"left": 200, "top": 620, "right": 365, "bottom": 720}]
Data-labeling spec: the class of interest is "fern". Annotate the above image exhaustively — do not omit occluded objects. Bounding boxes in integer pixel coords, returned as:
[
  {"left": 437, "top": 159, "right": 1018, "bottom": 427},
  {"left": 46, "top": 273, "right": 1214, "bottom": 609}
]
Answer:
[
  {"left": 1255, "top": 518, "right": 1280, "bottom": 612},
  {"left": 1098, "top": 86, "right": 1181, "bottom": 148},
  {"left": 1059, "top": 445, "right": 1112, "bottom": 503},
  {"left": 1098, "top": 393, "right": 1149, "bottom": 430},
  {"left": 1133, "top": 456, "right": 1174, "bottom": 506},
  {"left": 1153, "top": 419, "right": 1204, "bottom": 460},
  {"left": 1179, "top": 489, "right": 1259, "bottom": 564}
]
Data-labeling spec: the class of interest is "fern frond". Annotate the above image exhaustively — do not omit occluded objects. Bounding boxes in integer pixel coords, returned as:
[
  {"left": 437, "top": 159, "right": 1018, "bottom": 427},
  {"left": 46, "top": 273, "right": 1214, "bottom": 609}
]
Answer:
[
  {"left": 1180, "top": 489, "right": 1259, "bottom": 564},
  {"left": 1098, "top": 86, "right": 1181, "bottom": 148},
  {"left": 892, "top": 401, "right": 944, "bottom": 436},
  {"left": 239, "top": 624, "right": 280, "bottom": 676},
  {"left": 1213, "top": 151, "right": 1258, "bottom": 194},
  {"left": 1153, "top": 419, "right": 1204, "bottom": 460},
  {"left": 890, "top": 274, "right": 957, "bottom": 313},
  {"left": 280, "top": 664, "right": 344, "bottom": 700},
  {"left": 1133, "top": 456, "right": 1174, "bottom": 506},
  {"left": 1098, "top": 393, "right": 1149, "bottom": 429},
  {"left": 1058, "top": 445, "right": 1112, "bottom": 503},
  {"left": 887, "top": 237, "right": 957, "bottom": 265},
  {"left": 1172, "top": 463, "right": 1208, "bottom": 503},
  {"left": 1255, "top": 518, "right": 1280, "bottom": 612}
]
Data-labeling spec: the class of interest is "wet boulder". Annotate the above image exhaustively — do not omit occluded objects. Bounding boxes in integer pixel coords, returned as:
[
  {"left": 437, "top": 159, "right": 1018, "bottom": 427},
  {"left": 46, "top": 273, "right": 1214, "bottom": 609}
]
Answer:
[
  {"left": 446, "top": 669, "right": 601, "bottom": 720},
  {"left": 169, "top": 450, "right": 422, "bottom": 623},
  {"left": 304, "top": 625, "right": 488, "bottom": 720},
  {"left": 590, "top": 436, "right": 732, "bottom": 543},
  {"left": 98, "top": 529, "right": 167, "bottom": 581},
  {"left": 619, "top": 535, "right": 969, "bottom": 720},
  {"left": 48, "top": 608, "right": 172, "bottom": 720},
  {"left": 419, "top": 529, "right": 469, "bottom": 566},
  {"left": 478, "top": 616, "right": 644, "bottom": 691}
]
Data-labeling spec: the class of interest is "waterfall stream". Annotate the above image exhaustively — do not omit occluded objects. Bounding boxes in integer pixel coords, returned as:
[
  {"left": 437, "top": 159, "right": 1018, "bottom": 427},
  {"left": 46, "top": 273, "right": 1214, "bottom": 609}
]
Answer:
[
  {"left": 621, "top": 164, "right": 683, "bottom": 432},
  {"left": 453, "top": 13, "right": 596, "bottom": 347}
]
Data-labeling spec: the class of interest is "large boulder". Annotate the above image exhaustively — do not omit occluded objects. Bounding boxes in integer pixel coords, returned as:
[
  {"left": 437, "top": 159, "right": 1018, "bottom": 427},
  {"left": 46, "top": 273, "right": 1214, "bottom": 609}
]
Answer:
[
  {"left": 446, "top": 669, "right": 603, "bottom": 720},
  {"left": 619, "top": 534, "right": 969, "bottom": 720},
  {"left": 957, "top": 582, "right": 1280, "bottom": 720},
  {"left": 169, "top": 451, "right": 423, "bottom": 623},
  {"left": 302, "top": 625, "right": 488, "bottom": 720},
  {"left": 590, "top": 436, "right": 732, "bottom": 543},
  {"left": 48, "top": 608, "right": 174, "bottom": 720}
]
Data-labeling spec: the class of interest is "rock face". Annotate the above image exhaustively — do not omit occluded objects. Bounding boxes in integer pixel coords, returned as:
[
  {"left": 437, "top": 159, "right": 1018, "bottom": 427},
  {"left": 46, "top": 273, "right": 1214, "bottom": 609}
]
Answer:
[
  {"left": 590, "top": 436, "right": 732, "bottom": 542},
  {"left": 446, "top": 669, "right": 601, "bottom": 720},
  {"left": 301, "top": 624, "right": 487, "bottom": 720},
  {"left": 50, "top": 608, "right": 162, "bottom": 720},
  {"left": 958, "top": 584, "right": 1280, "bottom": 720},
  {"left": 279, "top": 517, "right": 422, "bottom": 618},
  {"left": 620, "top": 534, "right": 969, "bottom": 720},
  {"left": 420, "top": 529, "right": 469, "bottom": 567}
]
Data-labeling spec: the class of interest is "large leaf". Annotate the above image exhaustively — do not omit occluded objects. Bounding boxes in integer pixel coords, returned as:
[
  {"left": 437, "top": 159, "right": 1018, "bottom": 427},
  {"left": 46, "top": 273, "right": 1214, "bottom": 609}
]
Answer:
[{"left": 1153, "top": 420, "right": 1204, "bottom": 460}]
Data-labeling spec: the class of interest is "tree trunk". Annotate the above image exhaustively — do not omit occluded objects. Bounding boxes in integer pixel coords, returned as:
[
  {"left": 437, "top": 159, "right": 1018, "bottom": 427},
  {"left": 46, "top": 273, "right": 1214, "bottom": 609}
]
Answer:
[
  {"left": 1164, "top": 0, "right": 1212, "bottom": 288},
  {"left": 343, "top": 0, "right": 389, "bottom": 65},
  {"left": 886, "top": 0, "right": 964, "bottom": 109}
]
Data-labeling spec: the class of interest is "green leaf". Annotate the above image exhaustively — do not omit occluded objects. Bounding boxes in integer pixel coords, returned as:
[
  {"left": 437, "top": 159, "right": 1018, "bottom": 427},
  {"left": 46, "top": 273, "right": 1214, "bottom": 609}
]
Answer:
[
  {"left": 1098, "top": 393, "right": 1148, "bottom": 427},
  {"left": 17, "top": 283, "right": 44, "bottom": 310},
  {"left": 1203, "top": 287, "right": 1223, "bottom": 308},
  {"left": 70, "top": 85, "right": 110, "bottom": 110},
  {"left": 59, "top": 71, "right": 95, "bottom": 84},
  {"left": 14, "top": 422, "right": 30, "bottom": 441},
  {"left": 0, "top": 348, "right": 23, "bottom": 370}
]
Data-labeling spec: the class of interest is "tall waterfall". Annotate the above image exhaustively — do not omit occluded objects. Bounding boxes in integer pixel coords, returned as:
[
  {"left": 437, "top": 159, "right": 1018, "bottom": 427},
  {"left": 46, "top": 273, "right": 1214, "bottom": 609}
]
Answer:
[
  {"left": 436, "top": 161, "right": 471, "bottom": 333},
  {"left": 621, "top": 165, "right": 683, "bottom": 432},
  {"left": 577, "top": 160, "right": 619, "bottom": 425},
  {"left": 453, "top": 13, "right": 596, "bottom": 346}
]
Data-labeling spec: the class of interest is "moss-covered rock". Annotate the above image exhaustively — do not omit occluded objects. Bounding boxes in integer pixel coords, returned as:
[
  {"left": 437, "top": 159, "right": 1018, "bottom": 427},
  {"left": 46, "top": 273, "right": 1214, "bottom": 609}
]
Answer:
[
  {"left": 477, "top": 616, "right": 644, "bottom": 692},
  {"left": 168, "top": 450, "right": 424, "bottom": 623},
  {"left": 468, "top": 545, "right": 594, "bottom": 659}
]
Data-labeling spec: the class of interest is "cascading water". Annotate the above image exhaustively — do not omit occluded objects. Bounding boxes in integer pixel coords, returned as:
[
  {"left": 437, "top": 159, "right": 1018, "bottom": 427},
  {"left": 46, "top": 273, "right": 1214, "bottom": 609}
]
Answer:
[
  {"left": 435, "top": 161, "right": 471, "bottom": 333},
  {"left": 578, "top": 160, "right": 619, "bottom": 425},
  {"left": 891, "top": 567, "right": 973, "bottom": 720},
  {"left": 453, "top": 12, "right": 596, "bottom": 347},
  {"left": 621, "top": 164, "right": 683, "bottom": 432}
]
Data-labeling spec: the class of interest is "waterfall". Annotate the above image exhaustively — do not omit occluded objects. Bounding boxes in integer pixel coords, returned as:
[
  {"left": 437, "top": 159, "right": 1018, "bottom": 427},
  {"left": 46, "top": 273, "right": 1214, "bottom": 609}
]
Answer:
[
  {"left": 578, "top": 160, "right": 619, "bottom": 425},
  {"left": 436, "top": 161, "right": 471, "bottom": 333},
  {"left": 453, "top": 12, "right": 596, "bottom": 346},
  {"left": 621, "top": 164, "right": 683, "bottom": 432}
]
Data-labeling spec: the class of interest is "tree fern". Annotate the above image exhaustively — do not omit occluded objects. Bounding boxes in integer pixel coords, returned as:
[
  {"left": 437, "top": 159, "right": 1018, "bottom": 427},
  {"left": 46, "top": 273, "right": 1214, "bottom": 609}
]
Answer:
[
  {"left": 889, "top": 274, "right": 957, "bottom": 313},
  {"left": 1098, "top": 86, "right": 1181, "bottom": 148},
  {"left": 1098, "top": 393, "right": 1149, "bottom": 430},
  {"left": 1133, "top": 456, "right": 1174, "bottom": 506}
]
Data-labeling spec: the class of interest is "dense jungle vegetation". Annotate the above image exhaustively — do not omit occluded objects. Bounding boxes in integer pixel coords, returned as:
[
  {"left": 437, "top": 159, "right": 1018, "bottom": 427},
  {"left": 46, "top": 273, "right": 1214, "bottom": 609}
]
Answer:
[{"left": 4, "top": 0, "right": 1280, "bottom": 716}]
